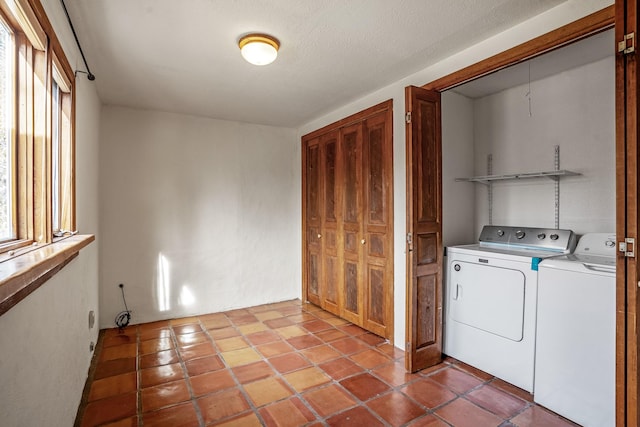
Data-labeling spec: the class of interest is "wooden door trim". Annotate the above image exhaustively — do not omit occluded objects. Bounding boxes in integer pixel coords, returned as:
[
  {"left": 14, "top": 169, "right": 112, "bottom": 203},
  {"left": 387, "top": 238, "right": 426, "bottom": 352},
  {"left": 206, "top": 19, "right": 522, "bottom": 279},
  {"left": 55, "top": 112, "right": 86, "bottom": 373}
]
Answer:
[
  {"left": 414, "top": 3, "right": 629, "bottom": 422},
  {"left": 423, "top": 5, "right": 614, "bottom": 92},
  {"left": 302, "top": 100, "right": 393, "bottom": 141}
]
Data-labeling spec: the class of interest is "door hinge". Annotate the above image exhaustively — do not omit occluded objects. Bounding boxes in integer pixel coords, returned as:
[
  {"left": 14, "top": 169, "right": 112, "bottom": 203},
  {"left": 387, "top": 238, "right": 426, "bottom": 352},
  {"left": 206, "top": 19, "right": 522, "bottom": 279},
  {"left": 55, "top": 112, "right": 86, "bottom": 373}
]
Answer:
[
  {"left": 619, "top": 237, "right": 635, "bottom": 258},
  {"left": 618, "top": 33, "right": 635, "bottom": 55},
  {"left": 407, "top": 232, "right": 413, "bottom": 252},
  {"left": 405, "top": 111, "right": 411, "bottom": 124}
]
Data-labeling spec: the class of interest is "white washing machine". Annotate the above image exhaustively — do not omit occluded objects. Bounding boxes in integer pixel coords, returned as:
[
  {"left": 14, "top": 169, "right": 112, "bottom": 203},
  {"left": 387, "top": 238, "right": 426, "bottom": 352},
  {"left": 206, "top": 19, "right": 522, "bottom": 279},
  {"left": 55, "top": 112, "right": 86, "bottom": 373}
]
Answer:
[
  {"left": 444, "top": 225, "right": 576, "bottom": 392},
  {"left": 535, "top": 233, "right": 616, "bottom": 427}
]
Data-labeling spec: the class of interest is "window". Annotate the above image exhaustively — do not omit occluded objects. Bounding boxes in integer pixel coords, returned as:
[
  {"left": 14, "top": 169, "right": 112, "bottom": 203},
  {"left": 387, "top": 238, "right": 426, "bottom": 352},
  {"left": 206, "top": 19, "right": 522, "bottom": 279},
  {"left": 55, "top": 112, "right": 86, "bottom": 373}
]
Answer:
[{"left": 0, "top": 0, "right": 75, "bottom": 256}]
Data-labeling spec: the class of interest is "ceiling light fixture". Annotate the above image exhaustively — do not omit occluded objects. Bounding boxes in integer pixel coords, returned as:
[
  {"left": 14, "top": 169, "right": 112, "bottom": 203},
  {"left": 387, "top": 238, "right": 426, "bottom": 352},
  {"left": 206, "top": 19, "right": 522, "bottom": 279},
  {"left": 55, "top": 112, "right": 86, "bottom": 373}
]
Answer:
[{"left": 238, "top": 33, "right": 280, "bottom": 66}]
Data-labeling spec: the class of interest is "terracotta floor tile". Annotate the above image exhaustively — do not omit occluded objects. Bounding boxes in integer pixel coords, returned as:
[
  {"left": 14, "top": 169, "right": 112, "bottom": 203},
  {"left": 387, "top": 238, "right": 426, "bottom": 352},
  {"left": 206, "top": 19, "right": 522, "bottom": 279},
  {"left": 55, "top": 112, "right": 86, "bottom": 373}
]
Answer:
[
  {"left": 140, "top": 363, "right": 185, "bottom": 388},
  {"left": 170, "top": 317, "right": 199, "bottom": 326},
  {"left": 325, "top": 316, "right": 349, "bottom": 326},
  {"left": 326, "top": 406, "right": 386, "bottom": 427},
  {"left": 100, "top": 343, "right": 137, "bottom": 361},
  {"left": 401, "top": 377, "right": 457, "bottom": 409},
  {"left": 264, "top": 317, "right": 295, "bottom": 329},
  {"left": 211, "top": 412, "right": 263, "bottom": 427},
  {"left": 269, "top": 352, "right": 311, "bottom": 374},
  {"left": 510, "top": 405, "right": 580, "bottom": 427},
  {"left": 286, "top": 312, "right": 317, "bottom": 323},
  {"left": 141, "top": 379, "right": 191, "bottom": 413},
  {"left": 243, "top": 377, "right": 293, "bottom": 407},
  {"left": 185, "top": 355, "right": 225, "bottom": 376},
  {"left": 237, "top": 322, "right": 268, "bottom": 335},
  {"left": 331, "top": 337, "right": 370, "bottom": 355},
  {"left": 406, "top": 415, "right": 450, "bottom": 426},
  {"left": 176, "top": 332, "right": 209, "bottom": 348},
  {"left": 254, "top": 310, "right": 284, "bottom": 321},
  {"left": 103, "top": 333, "right": 136, "bottom": 348},
  {"left": 178, "top": 342, "right": 216, "bottom": 361},
  {"left": 315, "top": 328, "right": 349, "bottom": 342},
  {"left": 490, "top": 378, "right": 534, "bottom": 402},
  {"left": 340, "top": 373, "right": 391, "bottom": 401},
  {"left": 139, "top": 338, "right": 173, "bottom": 355},
  {"left": 221, "top": 347, "right": 262, "bottom": 367},
  {"left": 372, "top": 361, "right": 420, "bottom": 387},
  {"left": 274, "top": 325, "right": 307, "bottom": 339},
  {"left": 142, "top": 401, "right": 200, "bottom": 427},
  {"left": 199, "top": 312, "right": 228, "bottom": 322},
  {"left": 139, "top": 327, "right": 172, "bottom": 342},
  {"left": 313, "top": 310, "right": 338, "bottom": 319},
  {"left": 229, "top": 313, "right": 259, "bottom": 325},
  {"left": 232, "top": 360, "right": 276, "bottom": 384},
  {"left": 190, "top": 369, "right": 236, "bottom": 396},
  {"left": 217, "top": 336, "right": 250, "bottom": 352},
  {"left": 202, "top": 317, "right": 232, "bottom": 330},
  {"left": 100, "top": 416, "right": 138, "bottom": 427},
  {"left": 284, "top": 366, "right": 331, "bottom": 392},
  {"left": 303, "top": 384, "right": 356, "bottom": 417},
  {"left": 81, "top": 392, "right": 137, "bottom": 427},
  {"left": 301, "top": 344, "right": 341, "bottom": 364},
  {"left": 357, "top": 333, "right": 386, "bottom": 346},
  {"left": 466, "top": 385, "right": 527, "bottom": 419},
  {"left": 418, "top": 362, "right": 449, "bottom": 377},
  {"left": 256, "top": 341, "right": 294, "bottom": 358},
  {"left": 94, "top": 357, "right": 136, "bottom": 380},
  {"left": 377, "top": 342, "right": 405, "bottom": 359},
  {"left": 367, "top": 391, "right": 425, "bottom": 427},
  {"left": 428, "top": 366, "right": 484, "bottom": 394},
  {"left": 226, "top": 308, "right": 251, "bottom": 318},
  {"left": 301, "top": 319, "right": 333, "bottom": 332},
  {"left": 138, "top": 320, "right": 170, "bottom": 332},
  {"left": 197, "top": 388, "right": 250, "bottom": 424},
  {"left": 173, "top": 323, "right": 203, "bottom": 335},
  {"left": 435, "top": 398, "right": 503, "bottom": 427},
  {"left": 104, "top": 327, "right": 138, "bottom": 338},
  {"left": 139, "top": 349, "right": 179, "bottom": 369},
  {"left": 259, "top": 397, "right": 316, "bottom": 427},
  {"left": 209, "top": 327, "right": 241, "bottom": 340},
  {"left": 287, "top": 334, "right": 323, "bottom": 350},
  {"left": 339, "top": 324, "right": 368, "bottom": 336},
  {"left": 452, "top": 361, "right": 495, "bottom": 381},
  {"left": 349, "top": 348, "right": 392, "bottom": 369},
  {"left": 245, "top": 330, "right": 280, "bottom": 346},
  {"left": 318, "top": 357, "right": 364, "bottom": 380},
  {"left": 88, "top": 372, "right": 137, "bottom": 402}
]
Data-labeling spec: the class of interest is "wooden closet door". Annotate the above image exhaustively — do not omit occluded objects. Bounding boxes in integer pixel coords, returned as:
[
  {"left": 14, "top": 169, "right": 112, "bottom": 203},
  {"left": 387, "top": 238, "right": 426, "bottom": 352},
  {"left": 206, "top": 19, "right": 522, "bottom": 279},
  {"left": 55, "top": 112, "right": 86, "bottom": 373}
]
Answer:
[
  {"left": 320, "top": 131, "right": 341, "bottom": 315},
  {"left": 340, "top": 122, "right": 364, "bottom": 325},
  {"left": 362, "top": 110, "right": 393, "bottom": 339},
  {"left": 304, "top": 137, "right": 322, "bottom": 307}
]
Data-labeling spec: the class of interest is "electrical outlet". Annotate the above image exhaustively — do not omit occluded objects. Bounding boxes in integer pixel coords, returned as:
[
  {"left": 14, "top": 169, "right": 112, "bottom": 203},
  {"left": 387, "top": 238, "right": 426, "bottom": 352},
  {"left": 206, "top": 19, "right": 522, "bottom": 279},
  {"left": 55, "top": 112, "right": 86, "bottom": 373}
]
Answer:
[
  {"left": 89, "top": 341, "right": 95, "bottom": 352},
  {"left": 88, "top": 310, "right": 95, "bottom": 329}
]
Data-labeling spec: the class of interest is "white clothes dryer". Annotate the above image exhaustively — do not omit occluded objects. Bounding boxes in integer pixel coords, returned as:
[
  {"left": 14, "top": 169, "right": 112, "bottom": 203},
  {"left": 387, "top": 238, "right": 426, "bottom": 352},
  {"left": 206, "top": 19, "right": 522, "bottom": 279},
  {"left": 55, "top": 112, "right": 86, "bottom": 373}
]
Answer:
[{"left": 444, "top": 225, "right": 576, "bottom": 392}]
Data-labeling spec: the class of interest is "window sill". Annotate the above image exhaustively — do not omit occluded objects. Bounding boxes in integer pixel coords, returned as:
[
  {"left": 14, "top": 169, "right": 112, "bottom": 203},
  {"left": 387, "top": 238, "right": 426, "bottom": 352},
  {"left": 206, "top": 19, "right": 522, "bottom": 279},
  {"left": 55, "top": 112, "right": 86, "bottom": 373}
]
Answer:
[{"left": 0, "top": 234, "right": 95, "bottom": 316}]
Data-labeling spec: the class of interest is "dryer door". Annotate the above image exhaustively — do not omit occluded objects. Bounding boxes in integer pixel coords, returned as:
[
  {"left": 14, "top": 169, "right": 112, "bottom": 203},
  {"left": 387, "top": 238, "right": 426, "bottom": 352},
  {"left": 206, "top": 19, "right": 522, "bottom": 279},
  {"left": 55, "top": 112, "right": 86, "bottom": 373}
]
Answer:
[{"left": 449, "top": 260, "right": 526, "bottom": 341}]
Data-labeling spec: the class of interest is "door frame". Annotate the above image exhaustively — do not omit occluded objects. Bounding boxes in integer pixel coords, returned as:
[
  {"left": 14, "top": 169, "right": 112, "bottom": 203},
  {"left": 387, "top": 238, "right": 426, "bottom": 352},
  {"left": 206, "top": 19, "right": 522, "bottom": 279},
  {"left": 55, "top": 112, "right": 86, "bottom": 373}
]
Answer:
[{"left": 409, "top": 4, "right": 637, "bottom": 425}]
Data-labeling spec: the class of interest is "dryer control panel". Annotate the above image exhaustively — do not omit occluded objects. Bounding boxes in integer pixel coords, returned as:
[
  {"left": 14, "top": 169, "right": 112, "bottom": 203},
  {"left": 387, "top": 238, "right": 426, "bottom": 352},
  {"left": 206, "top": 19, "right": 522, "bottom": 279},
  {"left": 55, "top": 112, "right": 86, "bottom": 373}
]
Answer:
[{"left": 479, "top": 225, "right": 577, "bottom": 254}]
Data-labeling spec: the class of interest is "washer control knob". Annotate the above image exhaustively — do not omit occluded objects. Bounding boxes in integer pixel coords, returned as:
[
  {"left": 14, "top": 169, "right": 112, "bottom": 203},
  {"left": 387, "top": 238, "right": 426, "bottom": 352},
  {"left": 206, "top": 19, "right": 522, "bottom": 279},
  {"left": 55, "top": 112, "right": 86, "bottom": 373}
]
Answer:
[
  {"left": 537, "top": 233, "right": 546, "bottom": 240},
  {"left": 550, "top": 234, "right": 559, "bottom": 240},
  {"left": 605, "top": 240, "right": 615, "bottom": 248},
  {"left": 515, "top": 230, "right": 525, "bottom": 239},
  {"left": 497, "top": 229, "right": 504, "bottom": 237},
  {"left": 454, "top": 264, "right": 461, "bottom": 271}
]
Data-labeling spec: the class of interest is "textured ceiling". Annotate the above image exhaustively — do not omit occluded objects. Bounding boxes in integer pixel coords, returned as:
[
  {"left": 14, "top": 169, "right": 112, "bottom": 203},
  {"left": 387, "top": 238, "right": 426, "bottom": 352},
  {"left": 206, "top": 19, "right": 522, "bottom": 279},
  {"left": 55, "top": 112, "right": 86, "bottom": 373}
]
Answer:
[{"left": 66, "top": 0, "right": 567, "bottom": 127}]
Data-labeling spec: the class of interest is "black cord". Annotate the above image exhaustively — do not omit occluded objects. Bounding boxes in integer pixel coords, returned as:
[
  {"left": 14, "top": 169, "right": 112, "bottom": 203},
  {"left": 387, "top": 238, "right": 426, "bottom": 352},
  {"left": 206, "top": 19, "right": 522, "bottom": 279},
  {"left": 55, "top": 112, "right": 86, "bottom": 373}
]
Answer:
[
  {"left": 115, "top": 284, "right": 131, "bottom": 331},
  {"left": 60, "top": 0, "right": 95, "bottom": 81}
]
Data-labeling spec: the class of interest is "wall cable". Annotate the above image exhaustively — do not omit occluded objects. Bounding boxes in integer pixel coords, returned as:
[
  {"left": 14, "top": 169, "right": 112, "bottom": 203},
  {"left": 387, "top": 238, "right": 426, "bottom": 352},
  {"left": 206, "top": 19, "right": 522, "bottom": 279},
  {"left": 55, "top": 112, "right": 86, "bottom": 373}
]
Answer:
[
  {"left": 59, "top": 0, "right": 95, "bottom": 81},
  {"left": 115, "top": 284, "right": 131, "bottom": 331}
]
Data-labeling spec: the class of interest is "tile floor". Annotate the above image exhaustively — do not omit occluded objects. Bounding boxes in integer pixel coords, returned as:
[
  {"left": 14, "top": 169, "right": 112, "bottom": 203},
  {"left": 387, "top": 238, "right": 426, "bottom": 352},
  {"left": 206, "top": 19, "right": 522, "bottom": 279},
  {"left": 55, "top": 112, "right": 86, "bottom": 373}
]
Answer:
[{"left": 75, "top": 300, "right": 578, "bottom": 427}]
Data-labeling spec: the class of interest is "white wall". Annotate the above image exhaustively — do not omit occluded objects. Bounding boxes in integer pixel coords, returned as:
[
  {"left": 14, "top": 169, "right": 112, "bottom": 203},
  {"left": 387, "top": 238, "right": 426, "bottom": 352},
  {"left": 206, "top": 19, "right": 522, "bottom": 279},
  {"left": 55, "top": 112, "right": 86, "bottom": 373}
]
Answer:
[
  {"left": 297, "top": 0, "right": 612, "bottom": 349},
  {"left": 99, "top": 107, "right": 299, "bottom": 327},
  {"left": 442, "top": 92, "right": 476, "bottom": 246},
  {"left": 472, "top": 57, "right": 615, "bottom": 234},
  {"left": 0, "top": 1, "right": 102, "bottom": 425}
]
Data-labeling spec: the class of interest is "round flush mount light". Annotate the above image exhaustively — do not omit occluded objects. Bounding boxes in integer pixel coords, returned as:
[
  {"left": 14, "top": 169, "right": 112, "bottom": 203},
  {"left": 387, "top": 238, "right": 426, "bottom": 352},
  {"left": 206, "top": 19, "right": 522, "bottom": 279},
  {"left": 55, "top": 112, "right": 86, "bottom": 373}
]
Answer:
[{"left": 238, "top": 33, "right": 280, "bottom": 66}]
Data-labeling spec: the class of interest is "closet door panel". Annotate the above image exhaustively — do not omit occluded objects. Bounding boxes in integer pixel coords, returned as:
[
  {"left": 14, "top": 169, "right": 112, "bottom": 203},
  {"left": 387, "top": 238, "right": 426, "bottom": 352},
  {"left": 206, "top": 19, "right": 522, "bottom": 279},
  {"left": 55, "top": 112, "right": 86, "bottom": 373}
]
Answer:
[
  {"left": 305, "top": 139, "right": 322, "bottom": 306},
  {"left": 362, "top": 110, "right": 393, "bottom": 337},
  {"left": 321, "top": 132, "right": 340, "bottom": 314},
  {"left": 341, "top": 123, "right": 364, "bottom": 324}
]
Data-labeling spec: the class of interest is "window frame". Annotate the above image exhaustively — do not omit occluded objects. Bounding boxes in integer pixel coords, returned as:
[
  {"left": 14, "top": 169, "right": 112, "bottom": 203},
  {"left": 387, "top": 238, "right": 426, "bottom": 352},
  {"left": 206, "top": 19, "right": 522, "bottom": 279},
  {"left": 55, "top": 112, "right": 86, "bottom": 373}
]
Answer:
[{"left": 0, "top": 0, "right": 75, "bottom": 257}]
